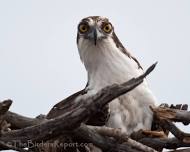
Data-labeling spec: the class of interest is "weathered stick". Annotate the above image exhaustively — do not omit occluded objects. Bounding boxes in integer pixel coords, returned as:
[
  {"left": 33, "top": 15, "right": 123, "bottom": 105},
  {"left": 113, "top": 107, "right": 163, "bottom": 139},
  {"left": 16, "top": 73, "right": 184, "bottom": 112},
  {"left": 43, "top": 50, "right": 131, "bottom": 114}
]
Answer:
[
  {"left": 0, "top": 63, "right": 156, "bottom": 151},
  {"left": 87, "top": 125, "right": 158, "bottom": 152},
  {"left": 151, "top": 106, "right": 190, "bottom": 124}
]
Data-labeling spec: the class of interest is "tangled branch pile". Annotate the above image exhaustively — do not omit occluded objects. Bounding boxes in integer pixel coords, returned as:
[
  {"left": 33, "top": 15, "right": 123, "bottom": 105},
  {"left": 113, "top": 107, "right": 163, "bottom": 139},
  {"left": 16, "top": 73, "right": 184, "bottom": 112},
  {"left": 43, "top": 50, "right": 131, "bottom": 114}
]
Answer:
[{"left": 0, "top": 63, "right": 189, "bottom": 152}]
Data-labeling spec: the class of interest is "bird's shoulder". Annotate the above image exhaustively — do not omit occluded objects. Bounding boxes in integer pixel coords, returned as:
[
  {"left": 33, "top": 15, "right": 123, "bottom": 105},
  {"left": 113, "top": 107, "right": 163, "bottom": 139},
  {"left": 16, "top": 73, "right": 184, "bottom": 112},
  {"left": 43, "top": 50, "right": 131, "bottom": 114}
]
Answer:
[
  {"left": 112, "top": 32, "right": 143, "bottom": 70},
  {"left": 46, "top": 86, "right": 110, "bottom": 126}
]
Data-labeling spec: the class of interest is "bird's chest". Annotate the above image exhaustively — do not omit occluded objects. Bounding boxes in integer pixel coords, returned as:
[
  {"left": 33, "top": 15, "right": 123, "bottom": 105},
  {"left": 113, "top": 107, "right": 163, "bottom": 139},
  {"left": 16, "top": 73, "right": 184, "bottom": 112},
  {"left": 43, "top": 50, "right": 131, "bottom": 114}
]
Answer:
[
  {"left": 88, "top": 71, "right": 153, "bottom": 135},
  {"left": 87, "top": 64, "right": 153, "bottom": 135},
  {"left": 106, "top": 95, "right": 153, "bottom": 135},
  {"left": 88, "top": 59, "right": 140, "bottom": 90},
  {"left": 85, "top": 47, "right": 154, "bottom": 134}
]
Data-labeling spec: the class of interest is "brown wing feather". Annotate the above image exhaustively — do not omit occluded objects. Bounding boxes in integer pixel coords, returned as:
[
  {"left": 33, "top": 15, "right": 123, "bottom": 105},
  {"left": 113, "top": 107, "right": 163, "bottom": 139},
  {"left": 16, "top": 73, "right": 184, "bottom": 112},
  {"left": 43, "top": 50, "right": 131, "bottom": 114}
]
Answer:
[
  {"left": 112, "top": 32, "right": 143, "bottom": 69},
  {"left": 46, "top": 84, "right": 109, "bottom": 126},
  {"left": 46, "top": 89, "right": 87, "bottom": 119}
]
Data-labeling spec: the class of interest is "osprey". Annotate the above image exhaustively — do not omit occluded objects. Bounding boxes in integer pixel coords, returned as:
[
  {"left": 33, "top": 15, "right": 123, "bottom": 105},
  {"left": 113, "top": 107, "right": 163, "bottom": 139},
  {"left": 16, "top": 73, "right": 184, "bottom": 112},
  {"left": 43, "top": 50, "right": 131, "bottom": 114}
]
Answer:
[{"left": 77, "top": 16, "right": 157, "bottom": 135}]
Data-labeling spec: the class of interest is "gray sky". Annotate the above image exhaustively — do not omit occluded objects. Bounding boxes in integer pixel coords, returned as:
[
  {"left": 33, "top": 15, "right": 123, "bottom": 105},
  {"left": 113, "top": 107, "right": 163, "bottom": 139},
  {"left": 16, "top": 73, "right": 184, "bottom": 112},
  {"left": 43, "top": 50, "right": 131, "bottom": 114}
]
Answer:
[{"left": 0, "top": 0, "right": 190, "bottom": 139}]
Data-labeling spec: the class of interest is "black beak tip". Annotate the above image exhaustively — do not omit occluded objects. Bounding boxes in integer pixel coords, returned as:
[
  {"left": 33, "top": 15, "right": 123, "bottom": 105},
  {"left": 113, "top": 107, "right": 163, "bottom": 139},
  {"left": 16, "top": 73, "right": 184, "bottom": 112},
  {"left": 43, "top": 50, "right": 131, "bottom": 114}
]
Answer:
[{"left": 93, "top": 29, "right": 97, "bottom": 46}]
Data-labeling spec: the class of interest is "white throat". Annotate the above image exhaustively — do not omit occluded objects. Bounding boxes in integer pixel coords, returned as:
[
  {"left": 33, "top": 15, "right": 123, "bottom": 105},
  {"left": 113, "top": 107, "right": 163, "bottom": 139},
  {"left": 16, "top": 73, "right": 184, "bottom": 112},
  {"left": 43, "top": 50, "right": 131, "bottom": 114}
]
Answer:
[{"left": 78, "top": 37, "right": 142, "bottom": 90}]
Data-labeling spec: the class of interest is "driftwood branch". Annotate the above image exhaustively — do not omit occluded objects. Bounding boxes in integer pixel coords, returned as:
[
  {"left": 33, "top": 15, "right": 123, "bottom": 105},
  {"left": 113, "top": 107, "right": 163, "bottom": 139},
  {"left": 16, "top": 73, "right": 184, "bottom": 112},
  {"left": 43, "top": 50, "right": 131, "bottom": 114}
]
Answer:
[
  {"left": 168, "top": 148, "right": 190, "bottom": 152},
  {"left": 86, "top": 125, "right": 157, "bottom": 152},
  {"left": 0, "top": 63, "right": 189, "bottom": 152},
  {"left": 73, "top": 124, "right": 141, "bottom": 152},
  {"left": 159, "top": 119, "right": 190, "bottom": 143},
  {"left": 151, "top": 106, "right": 190, "bottom": 124},
  {"left": 0, "top": 63, "right": 155, "bottom": 151},
  {"left": 3, "top": 107, "right": 190, "bottom": 151},
  {"left": 0, "top": 99, "right": 12, "bottom": 130}
]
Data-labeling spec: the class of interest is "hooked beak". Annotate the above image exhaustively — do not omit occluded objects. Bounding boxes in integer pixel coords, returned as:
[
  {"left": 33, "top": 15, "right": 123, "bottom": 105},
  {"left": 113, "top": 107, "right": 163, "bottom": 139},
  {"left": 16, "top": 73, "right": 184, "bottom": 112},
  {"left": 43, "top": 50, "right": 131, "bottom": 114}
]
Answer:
[
  {"left": 86, "top": 27, "right": 98, "bottom": 45},
  {"left": 93, "top": 28, "right": 97, "bottom": 45}
]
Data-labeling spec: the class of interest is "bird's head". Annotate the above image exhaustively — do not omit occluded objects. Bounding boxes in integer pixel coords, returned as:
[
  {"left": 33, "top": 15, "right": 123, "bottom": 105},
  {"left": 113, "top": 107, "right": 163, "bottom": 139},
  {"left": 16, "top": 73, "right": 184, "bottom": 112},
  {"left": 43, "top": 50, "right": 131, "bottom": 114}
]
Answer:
[
  {"left": 77, "top": 16, "right": 114, "bottom": 46},
  {"left": 76, "top": 16, "right": 126, "bottom": 72}
]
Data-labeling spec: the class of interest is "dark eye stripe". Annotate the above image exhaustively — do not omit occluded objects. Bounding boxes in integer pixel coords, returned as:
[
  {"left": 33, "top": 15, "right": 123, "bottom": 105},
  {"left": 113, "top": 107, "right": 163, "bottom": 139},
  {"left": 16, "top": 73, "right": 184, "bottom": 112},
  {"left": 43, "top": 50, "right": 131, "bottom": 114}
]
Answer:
[
  {"left": 101, "top": 22, "right": 112, "bottom": 28},
  {"left": 81, "top": 17, "right": 91, "bottom": 23}
]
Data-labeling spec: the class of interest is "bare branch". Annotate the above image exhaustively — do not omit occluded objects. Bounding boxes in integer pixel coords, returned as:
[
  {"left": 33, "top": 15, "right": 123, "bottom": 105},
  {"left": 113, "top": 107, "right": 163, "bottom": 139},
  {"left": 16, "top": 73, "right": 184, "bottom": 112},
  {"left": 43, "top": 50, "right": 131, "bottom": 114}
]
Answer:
[
  {"left": 0, "top": 100, "right": 12, "bottom": 134},
  {"left": 139, "top": 137, "right": 190, "bottom": 150},
  {"left": 5, "top": 111, "right": 46, "bottom": 129},
  {"left": 167, "top": 148, "right": 190, "bottom": 152},
  {"left": 0, "top": 64, "right": 155, "bottom": 151},
  {"left": 47, "top": 62, "right": 157, "bottom": 120},
  {"left": 87, "top": 125, "right": 158, "bottom": 152},
  {"left": 159, "top": 119, "right": 190, "bottom": 143},
  {"left": 151, "top": 106, "right": 190, "bottom": 124},
  {"left": 1, "top": 63, "right": 189, "bottom": 152}
]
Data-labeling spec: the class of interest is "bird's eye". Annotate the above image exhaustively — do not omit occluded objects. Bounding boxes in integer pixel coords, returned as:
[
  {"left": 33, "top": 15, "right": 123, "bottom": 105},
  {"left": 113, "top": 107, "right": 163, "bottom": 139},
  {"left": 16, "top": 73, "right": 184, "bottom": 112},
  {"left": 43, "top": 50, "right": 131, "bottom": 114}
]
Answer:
[
  {"left": 79, "top": 24, "right": 89, "bottom": 33},
  {"left": 102, "top": 23, "right": 112, "bottom": 33}
]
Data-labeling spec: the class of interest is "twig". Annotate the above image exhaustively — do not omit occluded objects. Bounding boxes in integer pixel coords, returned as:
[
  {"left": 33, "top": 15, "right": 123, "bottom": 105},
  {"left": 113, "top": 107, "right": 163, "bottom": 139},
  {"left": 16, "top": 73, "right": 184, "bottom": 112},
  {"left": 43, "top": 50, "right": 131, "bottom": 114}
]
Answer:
[
  {"left": 167, "top": 148, "right": 190, "bottom": 152},
  {"left": 87, "top": 125, "right": 158, "bottom": 152},
  {"left": 5, "top": 111, "right": 47, "bottom": 129},
  {"left": 0, "top": 99, "right": 12, "bottom": 125},
  {"left": 139, "top": 137, "right": 190, "bottom": 150},
  {"left": 151, "top": 106, "right": 190, "bottom": 124},
  {"left": 159, "top": 119, "right": 190, "bottom": 143},
  {"left": 74, "top": 124, "right": 141, "bottom": 152},
  {"left": 0, "top": 100, "right": 12, "bottom": 134}
]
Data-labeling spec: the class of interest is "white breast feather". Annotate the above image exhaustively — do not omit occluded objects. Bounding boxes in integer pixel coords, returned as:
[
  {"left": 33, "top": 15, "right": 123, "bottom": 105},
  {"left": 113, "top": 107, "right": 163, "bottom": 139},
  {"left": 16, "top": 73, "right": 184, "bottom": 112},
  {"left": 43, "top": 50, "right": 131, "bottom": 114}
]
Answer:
[{"left": 78, "top": 37, "right": 156, "bottom": 135}]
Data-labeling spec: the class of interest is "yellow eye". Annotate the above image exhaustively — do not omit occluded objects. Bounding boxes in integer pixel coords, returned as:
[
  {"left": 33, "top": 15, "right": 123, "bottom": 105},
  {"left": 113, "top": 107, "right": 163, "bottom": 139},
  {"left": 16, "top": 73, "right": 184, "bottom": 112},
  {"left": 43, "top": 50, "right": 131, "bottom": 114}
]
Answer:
[
  {"left": 79, "top": 24, "right": 89, "bottom": 33},
  {"left": 102, "top": 23, "right": 112, "bottom": 33}
]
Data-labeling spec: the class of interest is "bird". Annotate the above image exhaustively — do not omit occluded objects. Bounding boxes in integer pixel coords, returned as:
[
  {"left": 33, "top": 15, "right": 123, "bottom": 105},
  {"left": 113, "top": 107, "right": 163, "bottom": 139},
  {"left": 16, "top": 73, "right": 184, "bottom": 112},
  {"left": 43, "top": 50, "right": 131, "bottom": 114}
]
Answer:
[{"left": 76, "top": 16, "right": 157, "bottom": 135}]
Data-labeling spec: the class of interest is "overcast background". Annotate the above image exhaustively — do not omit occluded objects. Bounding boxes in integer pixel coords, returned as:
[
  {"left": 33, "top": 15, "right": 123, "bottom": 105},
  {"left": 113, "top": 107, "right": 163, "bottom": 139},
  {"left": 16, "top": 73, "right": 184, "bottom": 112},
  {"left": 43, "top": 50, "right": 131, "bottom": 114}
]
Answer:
[{"left": 0, "top": 0, "right": 190, "bottom": 149}]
